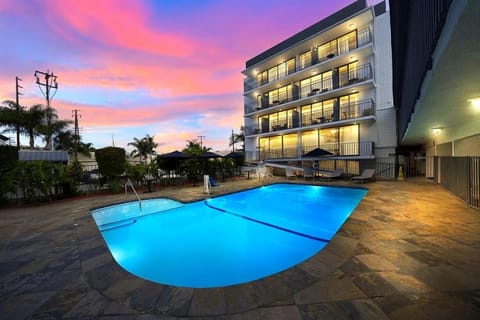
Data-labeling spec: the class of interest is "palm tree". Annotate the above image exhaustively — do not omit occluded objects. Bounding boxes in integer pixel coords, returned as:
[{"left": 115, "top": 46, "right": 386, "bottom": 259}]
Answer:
[
  {"left": 22, "top": 104, "right": 45, "bottom": 148},
  {"left": 229, "top": 126, "right": 245, "bottom": 152},
  {"left": 54, "top": 129, "right": 94, "bottom": 157},
  {"left": 128, "top": 134, "right": 158, "bottom": 164},
  {"left": 0, "top": 100, "right": 23, "bottom": 147},
  {"left": 36, "top": 106, "right": 72, "bottom": 150}
]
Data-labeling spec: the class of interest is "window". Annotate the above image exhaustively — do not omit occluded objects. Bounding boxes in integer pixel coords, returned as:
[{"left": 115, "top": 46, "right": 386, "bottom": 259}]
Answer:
[
  {"left": 302, "top": 130, "right": 318, "bottom": 152},
  {"left": 278, "top": 63, "right": 286, "bottom": 78},
  {"left": 301, "top": 105, "right": 312, "bottom": 126},
  {"left": 287, "top": 58, "right": 296, "bottom": 75},
  {"left": 321, "top": 71, "right": 333, "bottom": 91},
  {"left": 320, "top": 127, "right": 339, "bottom": 155},
  {"left": 311, "top": 102, "right": 322, "bottom": 122},
  {"left": 267, "top": 85, "right": 292, "bottom": 105},
  {"left": 269, "top": 136, "right": 282, "bottom": 158},
  {"left": 339, "top": 93, "right": 359, "bottom": 119},
  {"left": 268, "top": 67, "right": 277, "bottom": 82},
  {"left": 299, "top": 51, "right": 312, "bottom": 70},
  {"left": 340, "top": 125, "right": 359, "bottom": 155},
  {"left": 283, "top": 133, "right": 298, "bottom": 158},
  {"left": 338, "top": 61, "right": 359, "bottom": 87},
  {"left": 257, "top": 71, "right": 268, "bottom": 86},
  {"left": 337, "top": 31, "right": 357, "bottom": 55},
  {"left": 322, "top": 99, "right": 335, "bottom": 121}
]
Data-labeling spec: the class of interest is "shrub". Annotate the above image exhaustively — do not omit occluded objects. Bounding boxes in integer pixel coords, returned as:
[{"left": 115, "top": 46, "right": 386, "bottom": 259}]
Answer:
[{"left": 95, "top": 147, "right": 127, "bottom": 191}]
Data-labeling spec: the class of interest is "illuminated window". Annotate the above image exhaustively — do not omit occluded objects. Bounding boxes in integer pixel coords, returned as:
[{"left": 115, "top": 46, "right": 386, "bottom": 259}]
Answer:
[
  {"left": 340, "top": 124, "right": 359, "bottom": 155},
  {"left": 302, "top": 130, "right": 318, "bottom": 152},
  {"left": 299, "top": 51, "right": 312, "bottom": 70},
  {"left": 339, "top": 93, "right": 359, "bottom": 119},
  {"left": 302, "top": 104, "right": 312, "bottom": 126},
  {"left": 283, "top": 133, "right": 298, "bottom": 158}
]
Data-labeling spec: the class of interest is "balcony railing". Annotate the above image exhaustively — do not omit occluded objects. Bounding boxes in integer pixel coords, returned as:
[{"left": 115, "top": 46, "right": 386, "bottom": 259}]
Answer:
[
  {"left": 245, "top": 27, "right": 372, "bottom": 91},
  {"left": 245, "top": 99, "right": 375, "bottom": 136},
  {"left": 247, "top": 141, "right": 374, "bottom": 161},
  {"left": 302, "top": 141, "right": 374, "bottom": 157},
  {"left": 246, "top": 63, "right": 373, "bottom": 114}
]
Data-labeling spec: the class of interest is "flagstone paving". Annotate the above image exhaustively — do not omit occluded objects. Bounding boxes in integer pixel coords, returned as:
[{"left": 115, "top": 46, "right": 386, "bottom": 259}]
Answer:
[{"left": 1, "top": 177, "right": 479, "bottom": 319}]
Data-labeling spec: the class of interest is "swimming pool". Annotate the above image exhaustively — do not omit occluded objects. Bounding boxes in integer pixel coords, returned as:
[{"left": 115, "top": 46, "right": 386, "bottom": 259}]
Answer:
[{"left": 91, "top": 183, "right": 367, "bottom": 288}]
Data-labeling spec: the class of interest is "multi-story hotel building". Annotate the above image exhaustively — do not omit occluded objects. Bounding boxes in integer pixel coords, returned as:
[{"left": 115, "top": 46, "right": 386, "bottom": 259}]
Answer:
[{"left": 242, "top": 0, "right": 396, "bottom": 175}]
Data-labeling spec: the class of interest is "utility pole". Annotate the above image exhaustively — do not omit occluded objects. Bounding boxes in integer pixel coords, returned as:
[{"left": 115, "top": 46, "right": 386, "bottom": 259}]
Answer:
[
  {"left": 231, "top": 129, "right": 235, "bottom": 152},
  {"left": 72, "top": 109, "right": 81, "bottom": 162},
  {"left": 197, "top": 135, "right": 205, "bottom": 148},
  {"left": 34, "top": 70, "right": 58, "bottom": 150},
  {"left": 15, "top": 76, "right": 23, "bottom": 149}
]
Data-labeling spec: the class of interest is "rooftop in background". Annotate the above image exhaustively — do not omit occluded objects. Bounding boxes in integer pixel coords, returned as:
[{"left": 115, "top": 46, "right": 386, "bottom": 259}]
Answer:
[{"left": 19, "top": 150, "right": 69, "bottom": 163}]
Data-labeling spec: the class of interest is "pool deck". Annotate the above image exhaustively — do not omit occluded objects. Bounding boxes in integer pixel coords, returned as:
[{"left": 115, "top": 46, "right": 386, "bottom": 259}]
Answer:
[{"left": 1, "top": 177, "right": 479, "bottom": 319}]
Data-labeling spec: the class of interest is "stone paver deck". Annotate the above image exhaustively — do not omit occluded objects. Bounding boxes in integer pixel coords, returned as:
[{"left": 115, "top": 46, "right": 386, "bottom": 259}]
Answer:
[{"left": 1, "top": 177, "right": 479, "bottom": 319}]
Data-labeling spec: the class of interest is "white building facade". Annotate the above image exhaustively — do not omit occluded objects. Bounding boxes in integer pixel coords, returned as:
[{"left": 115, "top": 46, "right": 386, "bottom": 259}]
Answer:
[{"left": 242, "top": 0, "right": 396, "bottom": 175}]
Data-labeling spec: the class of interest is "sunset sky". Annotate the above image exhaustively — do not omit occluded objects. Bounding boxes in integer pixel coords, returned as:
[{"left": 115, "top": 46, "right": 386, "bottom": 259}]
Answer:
[{"left": 0, "top": 0, "right": 380, "bottom": 153}]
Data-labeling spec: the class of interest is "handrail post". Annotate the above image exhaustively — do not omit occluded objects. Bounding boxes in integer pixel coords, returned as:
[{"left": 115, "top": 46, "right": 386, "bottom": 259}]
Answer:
[{"left": 125, "top": 178, "right": 142, "bottom": 211}]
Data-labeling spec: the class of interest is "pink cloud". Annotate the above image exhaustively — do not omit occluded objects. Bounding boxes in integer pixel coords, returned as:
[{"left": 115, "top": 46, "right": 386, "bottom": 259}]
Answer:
[{"left": 43, "top": 0, "right": 194, "bottom": 57}]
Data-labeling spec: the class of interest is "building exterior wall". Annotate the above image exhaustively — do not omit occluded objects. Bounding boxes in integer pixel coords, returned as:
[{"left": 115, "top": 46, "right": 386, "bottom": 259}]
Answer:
[
  {"left": 242, "top": 0, "right": 394, "bottom": 174},
  {"left": 454, "top": 134, "right": 480, "bottom": 156}
]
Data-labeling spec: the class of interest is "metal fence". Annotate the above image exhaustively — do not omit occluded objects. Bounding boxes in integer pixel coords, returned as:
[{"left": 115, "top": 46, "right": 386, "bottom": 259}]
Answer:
[{"left": 432, "top": 156, "right": 480, "bottom": 210}]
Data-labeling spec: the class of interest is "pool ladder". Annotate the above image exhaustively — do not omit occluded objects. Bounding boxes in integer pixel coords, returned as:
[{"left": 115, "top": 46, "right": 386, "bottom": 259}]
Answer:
[{"left": 125, "top": 178, "right": 142, "bottom": 211}]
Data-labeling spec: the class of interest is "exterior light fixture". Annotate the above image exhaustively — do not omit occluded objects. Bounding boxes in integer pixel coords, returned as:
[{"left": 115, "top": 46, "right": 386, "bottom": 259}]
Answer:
[
  {"left": 468, "top": 97, "right": 480, "bottom": 110},
  {"left": 432, "top": 127, "right": 443, "bottom": 135},
  {"left": 350, "top": 55, "right": 356, "bottom": 61},
  {"left": 348, "top": 23, "right": 355, "bottom": 29}
]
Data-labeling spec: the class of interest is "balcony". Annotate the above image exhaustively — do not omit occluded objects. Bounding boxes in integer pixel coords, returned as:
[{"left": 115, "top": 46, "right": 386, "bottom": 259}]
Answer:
[
  {"left": 302, "top": 141, "right": 374, "bottom": 158},
  {"left": 245, "top": 63, "right": 373, "bottom": 114},
  {"left": 244, "top": 27, "right": 372, "bottom": 92},
  {"left": 245, "top": 99, "right": 375, "bottom": 136},
  {"left": 246, "top": 141, "right": 375, "bottom": 161}
]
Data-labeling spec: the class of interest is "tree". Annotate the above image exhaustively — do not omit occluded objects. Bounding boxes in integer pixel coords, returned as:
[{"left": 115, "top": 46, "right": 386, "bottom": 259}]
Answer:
[
  {"left": 128, "top": 134, "right": 158, "bottom": 164},
  {"left": 54, "top": 129, "right": 94, "bottom": 157},
  {"left": 229, "top": 126, "right": 245, "bottom": 152},
  {"left": 182, "top": 139, "right": 213, "bottom": 186},
  {"left": 0, "top": 100, "right": 23, "bottom": 147},
  {"left": 36, "top": 106, "right": 72, "bottom": 150},
  {"left": 22, "top": 104, "right": 45, "bottom": 148}
]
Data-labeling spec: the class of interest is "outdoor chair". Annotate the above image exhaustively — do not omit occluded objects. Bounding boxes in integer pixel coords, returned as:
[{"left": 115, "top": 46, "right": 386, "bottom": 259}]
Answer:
[
  {"left": 351, "top": 169, "right": 375, "bottom": 183},
  {"left": 318, "top": 169, "right": 343, "bottom": 181},
  {"left": 285, "top": 168, "right": 297, "bottom": 180},
  {"left": 303, "top": 167, "right": 316, "bottom": 181}
]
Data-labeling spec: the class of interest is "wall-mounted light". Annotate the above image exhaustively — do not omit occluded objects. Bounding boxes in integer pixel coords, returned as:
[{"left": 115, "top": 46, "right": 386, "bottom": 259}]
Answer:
[
  {"left": 432, "top": 127, "right": 443, "bottom": 135},
  {"left": 468, "top": 97, "right": 480, "bottom": 110},
  {"left": 350, "top": 55, "right": 356, "bottom": 61}
]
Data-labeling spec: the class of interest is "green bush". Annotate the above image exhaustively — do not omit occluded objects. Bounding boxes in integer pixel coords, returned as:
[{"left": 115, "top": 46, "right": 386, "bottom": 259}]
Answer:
[
  {"left": 95, "top": 147, "right": 127, "bottom": 191},
  {"left": 0, "top": 146, "right": 19, "bottom": 201}
]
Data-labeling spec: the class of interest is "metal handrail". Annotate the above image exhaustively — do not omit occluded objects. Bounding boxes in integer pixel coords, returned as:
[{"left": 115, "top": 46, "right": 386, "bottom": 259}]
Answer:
[{"left": 125, "top": 178, "right": 142, "bottom": 211}]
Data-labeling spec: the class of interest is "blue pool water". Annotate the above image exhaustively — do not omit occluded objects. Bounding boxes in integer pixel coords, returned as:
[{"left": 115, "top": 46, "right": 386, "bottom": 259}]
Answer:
[{"left": 91, "top": 184, "right": 367, "bottom": 288}]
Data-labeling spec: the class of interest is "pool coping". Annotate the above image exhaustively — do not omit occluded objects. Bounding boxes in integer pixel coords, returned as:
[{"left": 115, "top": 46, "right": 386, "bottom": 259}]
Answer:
[{"left": 80, "top": 182, "right": 371, "bottom": 317}]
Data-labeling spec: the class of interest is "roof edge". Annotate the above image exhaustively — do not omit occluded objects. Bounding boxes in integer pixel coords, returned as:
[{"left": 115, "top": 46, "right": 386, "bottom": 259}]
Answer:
[{"left": 245, "top": 0, "right": 368, "bottom": 69}]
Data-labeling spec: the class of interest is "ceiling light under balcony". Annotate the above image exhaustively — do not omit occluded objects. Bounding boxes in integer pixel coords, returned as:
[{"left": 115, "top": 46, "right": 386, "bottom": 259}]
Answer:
[
  {"left": 432, "top": 127, "right": 443, "bottom": 135},
  {"left": 468, "top": 97, "right": 480, "bottom": 110},
  {"left": 348, "top": 23, "right": 356, "bottom": 29}
]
